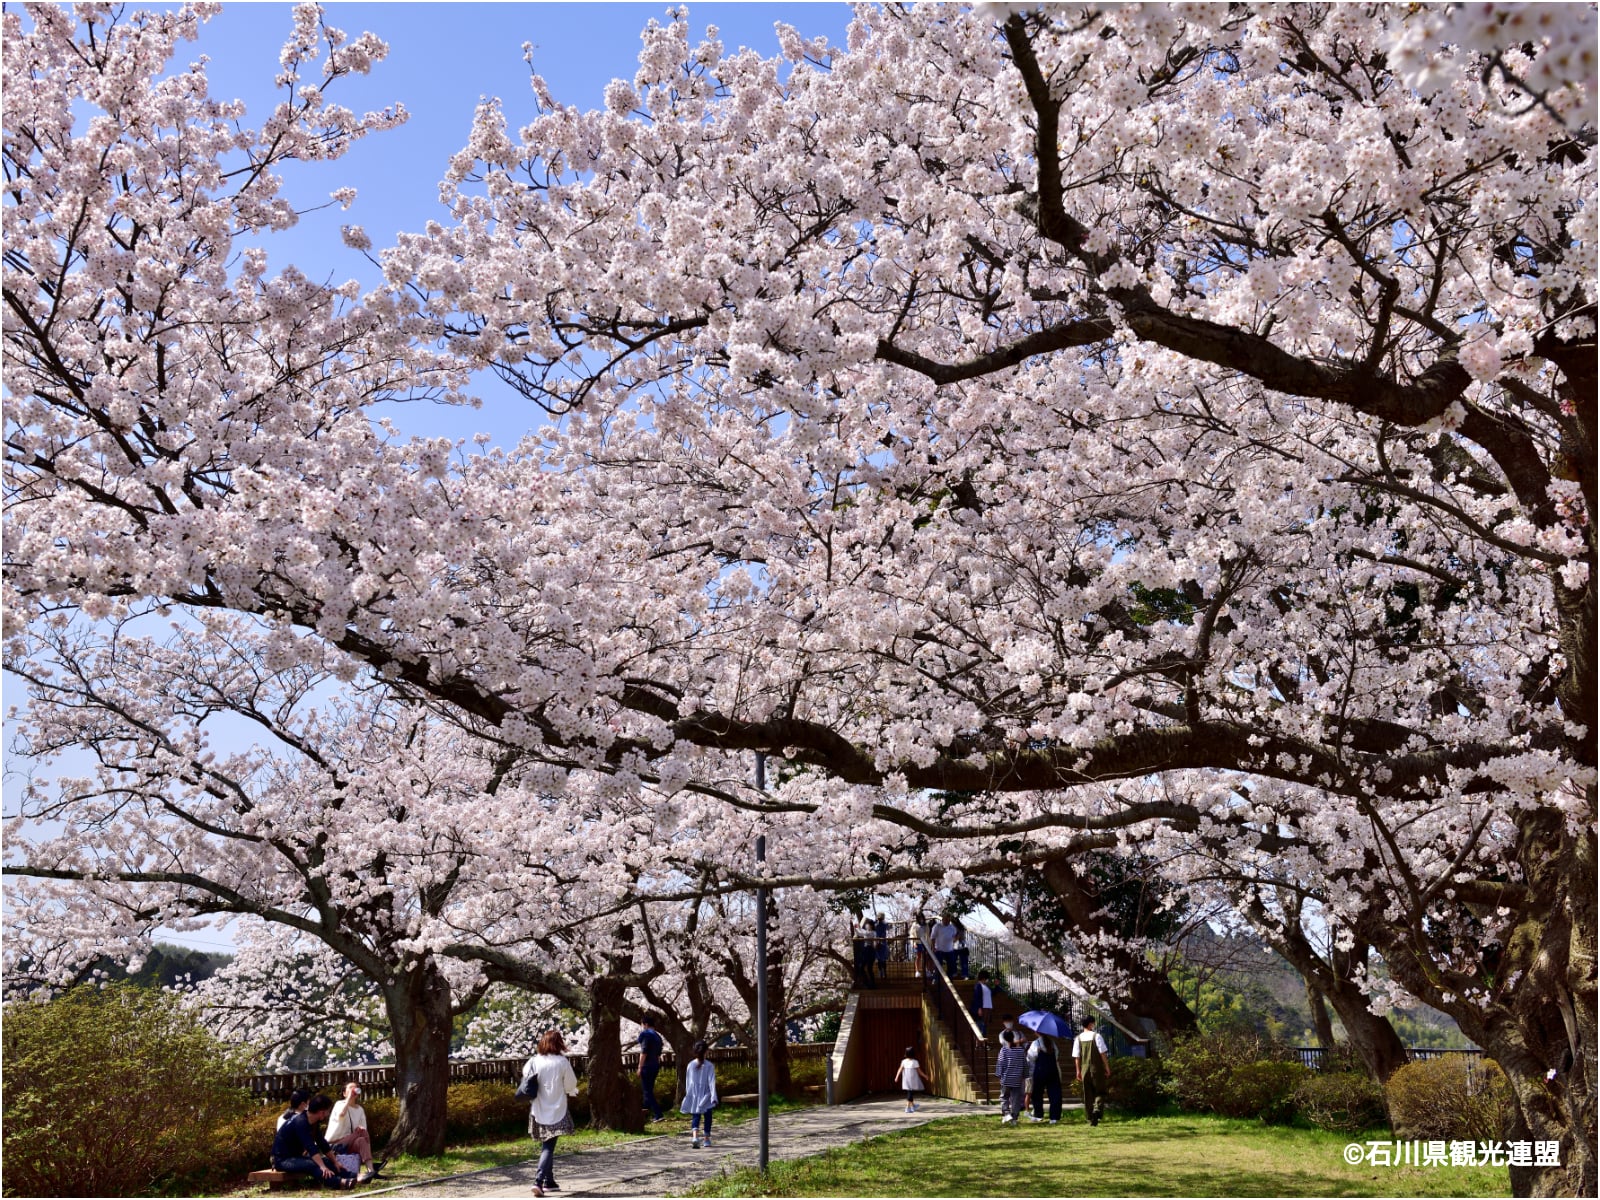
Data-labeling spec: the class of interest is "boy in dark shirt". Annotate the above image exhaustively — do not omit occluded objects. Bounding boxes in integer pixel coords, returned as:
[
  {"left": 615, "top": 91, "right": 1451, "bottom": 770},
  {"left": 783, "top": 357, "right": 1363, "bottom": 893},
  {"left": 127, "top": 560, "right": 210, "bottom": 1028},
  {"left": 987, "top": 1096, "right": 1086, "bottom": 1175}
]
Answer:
[
  {"left": 634, "top": 1015, "right": 666, "bottom": 1121},
  {"left": 272, "top": 1094, "right": 355, "bottom": 1189}
]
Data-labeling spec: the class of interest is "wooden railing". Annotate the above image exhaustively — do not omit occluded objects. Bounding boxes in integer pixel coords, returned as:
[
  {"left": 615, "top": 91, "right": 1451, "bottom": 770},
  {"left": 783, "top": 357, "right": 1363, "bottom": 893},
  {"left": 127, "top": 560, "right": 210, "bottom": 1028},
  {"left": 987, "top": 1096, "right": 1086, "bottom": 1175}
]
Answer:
[{"left": 234, "top": 1042, "right": 832, "bottom": 1104}]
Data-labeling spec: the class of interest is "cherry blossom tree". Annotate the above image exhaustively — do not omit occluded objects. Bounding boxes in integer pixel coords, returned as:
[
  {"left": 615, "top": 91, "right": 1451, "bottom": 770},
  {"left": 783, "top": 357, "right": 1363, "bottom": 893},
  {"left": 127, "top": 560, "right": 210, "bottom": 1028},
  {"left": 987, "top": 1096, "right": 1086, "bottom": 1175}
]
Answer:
[
  {"left": 5, "top": 4, "right": 1595, "bottom": 1193},
  {"left": 398, "top": 8, "right": 1590, "bottom": 1190}
]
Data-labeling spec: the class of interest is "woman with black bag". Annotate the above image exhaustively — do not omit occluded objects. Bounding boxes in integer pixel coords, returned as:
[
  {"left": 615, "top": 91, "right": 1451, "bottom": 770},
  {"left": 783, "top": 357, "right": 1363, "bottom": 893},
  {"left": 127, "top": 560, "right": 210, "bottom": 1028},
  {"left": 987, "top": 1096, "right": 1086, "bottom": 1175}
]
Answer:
[{"left": 518, "top": 1029, "right": 579, "bottom": 1197}]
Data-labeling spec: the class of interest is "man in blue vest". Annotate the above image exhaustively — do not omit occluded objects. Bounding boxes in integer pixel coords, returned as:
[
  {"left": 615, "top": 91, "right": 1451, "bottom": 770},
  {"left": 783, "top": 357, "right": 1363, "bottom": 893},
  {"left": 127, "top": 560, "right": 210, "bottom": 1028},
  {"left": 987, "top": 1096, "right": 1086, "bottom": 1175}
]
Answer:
[{"left": 634, "top": 1015, "right": 666, "bottom": 1121}]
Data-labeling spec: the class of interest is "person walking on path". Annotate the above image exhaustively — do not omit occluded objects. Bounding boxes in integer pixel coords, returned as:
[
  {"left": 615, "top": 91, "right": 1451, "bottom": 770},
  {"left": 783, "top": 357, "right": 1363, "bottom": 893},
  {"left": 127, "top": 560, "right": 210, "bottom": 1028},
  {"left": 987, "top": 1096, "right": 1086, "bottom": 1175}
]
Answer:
[
  {"left": 894, "top": 1045, "right": 924, "bottom": 1112},
  {"left": 971, "top": 969, "right": 994, "bottom": 1035},
  {"left": 996, "top": 1030, "right": 1029, "bottom": 1125},
  {"left": 632, "top": 1015, "right": 666, "bottom": 1122},
  {"left": 1027, "top": 1034, "right": 1064, "bottom": 1124},
  {"left": 521, "top": 1029, "right": 580, "bottom": 1197},
  {"left": 680, "top": 1041, "right": 719, "bottom": 1149},
  {"left": 1073, "top": 1016, "right": 1112, "bottom": 1126}
]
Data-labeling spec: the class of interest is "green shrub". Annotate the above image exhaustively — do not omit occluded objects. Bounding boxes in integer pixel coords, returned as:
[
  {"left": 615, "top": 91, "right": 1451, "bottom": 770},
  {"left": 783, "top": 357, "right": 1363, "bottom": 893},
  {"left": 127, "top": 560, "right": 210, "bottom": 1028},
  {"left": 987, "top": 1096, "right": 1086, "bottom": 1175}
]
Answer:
[
  {"left": 1107, "top": 1055, "right": 1170, "bottom": 1115},
  {"left": 1220, "top": 1060, "right": 1307, "bottom": 1123},
  {"left": 1163, "top": 1032, "right": 1306, "bottom": 1122},
  {"left": 1386, "top": 1055, "right": 1513, "bottom": 1142},
  {"left": 1295, "top": 1071, "right": 1389, "bottom": 1134},
  {"left": 2, "top": 985, "right": 255, "bottom": 1198},
  {"left": 1163, "top": 1030, "right": 1291, "bottom": 1114}
]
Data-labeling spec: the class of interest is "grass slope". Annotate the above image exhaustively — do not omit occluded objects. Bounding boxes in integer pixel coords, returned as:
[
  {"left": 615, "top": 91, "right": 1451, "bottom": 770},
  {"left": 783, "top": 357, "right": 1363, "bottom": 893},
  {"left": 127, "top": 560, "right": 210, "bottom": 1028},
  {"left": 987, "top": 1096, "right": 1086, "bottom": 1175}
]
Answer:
[{"left": 687, "top": 1112, "right": 1513, "bottom": 1198}]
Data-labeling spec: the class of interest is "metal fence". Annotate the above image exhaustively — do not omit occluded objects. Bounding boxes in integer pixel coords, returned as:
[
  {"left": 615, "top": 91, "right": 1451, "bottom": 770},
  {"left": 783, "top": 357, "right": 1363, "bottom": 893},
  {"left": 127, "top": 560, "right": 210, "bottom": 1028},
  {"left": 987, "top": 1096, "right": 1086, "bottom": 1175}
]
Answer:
[
  {"left": 1289, "top": 1045, "right": 1484, "bottom": 1071},
  {"left": 234, "top": 1042, "right": 832, "bottom": 1105}
]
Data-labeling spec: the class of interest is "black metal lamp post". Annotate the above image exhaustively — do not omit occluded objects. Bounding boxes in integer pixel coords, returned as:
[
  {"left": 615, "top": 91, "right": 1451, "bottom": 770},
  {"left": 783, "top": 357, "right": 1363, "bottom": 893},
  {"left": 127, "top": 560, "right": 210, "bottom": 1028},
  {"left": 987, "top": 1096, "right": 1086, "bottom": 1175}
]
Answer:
[{"left": 754, "top": 751, "right": 770, "bottom": 1173}]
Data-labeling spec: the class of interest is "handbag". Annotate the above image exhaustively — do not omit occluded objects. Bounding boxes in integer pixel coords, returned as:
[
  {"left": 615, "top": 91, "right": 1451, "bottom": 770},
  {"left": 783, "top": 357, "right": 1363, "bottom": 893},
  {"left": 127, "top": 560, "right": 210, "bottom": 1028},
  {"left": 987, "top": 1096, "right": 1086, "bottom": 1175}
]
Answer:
[{"left": 514, "top": 1068, "right": 538, "bottom": 1101}]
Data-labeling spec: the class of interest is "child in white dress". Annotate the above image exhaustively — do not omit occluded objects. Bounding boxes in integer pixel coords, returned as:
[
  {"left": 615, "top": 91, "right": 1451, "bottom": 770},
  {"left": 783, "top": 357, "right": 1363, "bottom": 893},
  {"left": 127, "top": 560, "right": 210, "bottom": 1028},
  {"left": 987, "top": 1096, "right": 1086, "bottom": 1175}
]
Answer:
[{"left": 894, "top": 1046, "right": 924, "bottom": 1112}]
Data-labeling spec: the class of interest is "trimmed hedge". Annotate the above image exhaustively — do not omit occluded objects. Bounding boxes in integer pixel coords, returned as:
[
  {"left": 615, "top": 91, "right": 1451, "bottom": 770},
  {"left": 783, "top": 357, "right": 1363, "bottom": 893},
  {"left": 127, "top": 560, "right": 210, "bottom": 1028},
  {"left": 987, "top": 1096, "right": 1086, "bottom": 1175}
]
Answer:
[
  {"left": 1294, "top": 1071, "right": 1389, "bottom": 1134},
  {"left": 1163, "top": 1032, "right": 1307, "bottom": 1123},
  {"left": 1386, "top": 1056, "right": 1513, "bottom": 1142},
  {"left": 1107, "top": 1055, "right": 1171, "bottom": 1115},
  {"left": 1220, "top": 1061, "right": 1307, "bottom": 1124}
]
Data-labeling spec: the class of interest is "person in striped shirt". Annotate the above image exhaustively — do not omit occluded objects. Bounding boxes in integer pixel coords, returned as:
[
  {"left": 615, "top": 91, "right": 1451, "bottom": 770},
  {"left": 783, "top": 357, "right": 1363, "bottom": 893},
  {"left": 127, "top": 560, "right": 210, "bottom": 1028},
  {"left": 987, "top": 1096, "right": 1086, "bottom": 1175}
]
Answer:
[{"left": 995, "top": 1030, "right": 1030, "bottom": 1124}]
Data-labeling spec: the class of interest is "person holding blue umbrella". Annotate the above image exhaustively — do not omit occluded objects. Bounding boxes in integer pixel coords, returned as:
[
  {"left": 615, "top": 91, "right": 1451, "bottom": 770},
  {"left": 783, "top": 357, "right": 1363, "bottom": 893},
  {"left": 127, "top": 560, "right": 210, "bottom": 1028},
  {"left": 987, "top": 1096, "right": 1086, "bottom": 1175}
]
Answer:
[{"left": 1018, "top": 1010, "right": 1074, "bottom": 1124}]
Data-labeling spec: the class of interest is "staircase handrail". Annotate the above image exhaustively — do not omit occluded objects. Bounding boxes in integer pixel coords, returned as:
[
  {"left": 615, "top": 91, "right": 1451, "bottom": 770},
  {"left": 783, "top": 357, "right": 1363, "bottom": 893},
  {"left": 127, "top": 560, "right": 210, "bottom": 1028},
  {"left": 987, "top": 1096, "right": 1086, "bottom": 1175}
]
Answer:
[
  {"left": 921, "top": 932, "right": 986, "bottom": 1041},
  {"left": 919, "top": 929, "right": 991, "bottom": 1103}
]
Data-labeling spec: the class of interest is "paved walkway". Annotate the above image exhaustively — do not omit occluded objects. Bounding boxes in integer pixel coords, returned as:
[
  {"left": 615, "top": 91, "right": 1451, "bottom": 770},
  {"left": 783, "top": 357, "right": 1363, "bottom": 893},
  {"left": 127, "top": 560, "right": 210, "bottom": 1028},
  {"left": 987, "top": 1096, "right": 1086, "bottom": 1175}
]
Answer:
[{"left": 370, "top": 1097, "right": 977, "bottom": 1197}]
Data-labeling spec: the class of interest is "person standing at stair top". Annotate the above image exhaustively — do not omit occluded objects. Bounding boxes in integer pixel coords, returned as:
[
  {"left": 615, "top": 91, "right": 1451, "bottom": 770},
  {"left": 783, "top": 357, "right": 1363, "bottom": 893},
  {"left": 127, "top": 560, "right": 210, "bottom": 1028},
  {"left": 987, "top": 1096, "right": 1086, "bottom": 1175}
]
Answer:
[
  {"left": 873, "top": 911, "right": 890, "bottom": 982},
  {"left": 1073, "top": 1016, "right": 1113, "bottom": 1126},
  {"left": 952, "top": 921, "right": 970, "bottom": 979},
  {"left": 854, "top": 913, "right": 879, "bottom": 988},
  {"left": 971, "top": 969, "right": 994, "bottom": 1035},
  {"left": 931, "top": 914, "right": 960, "bottom": 977}
]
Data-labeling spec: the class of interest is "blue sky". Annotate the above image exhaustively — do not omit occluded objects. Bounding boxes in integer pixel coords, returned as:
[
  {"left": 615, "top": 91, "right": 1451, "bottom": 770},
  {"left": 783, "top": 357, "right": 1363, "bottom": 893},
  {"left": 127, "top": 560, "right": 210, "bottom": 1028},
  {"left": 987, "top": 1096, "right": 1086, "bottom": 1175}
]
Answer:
[{"left": 200, "top": 2, "right": 855, "bottom": 442}]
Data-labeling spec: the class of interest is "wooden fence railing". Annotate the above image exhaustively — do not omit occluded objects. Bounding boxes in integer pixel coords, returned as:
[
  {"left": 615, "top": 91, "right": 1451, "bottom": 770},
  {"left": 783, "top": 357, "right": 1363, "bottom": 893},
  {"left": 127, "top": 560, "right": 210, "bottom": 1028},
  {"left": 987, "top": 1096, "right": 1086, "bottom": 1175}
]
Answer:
[{"left": 235, "top": 1042, "right": 832, "bottom": 1104}]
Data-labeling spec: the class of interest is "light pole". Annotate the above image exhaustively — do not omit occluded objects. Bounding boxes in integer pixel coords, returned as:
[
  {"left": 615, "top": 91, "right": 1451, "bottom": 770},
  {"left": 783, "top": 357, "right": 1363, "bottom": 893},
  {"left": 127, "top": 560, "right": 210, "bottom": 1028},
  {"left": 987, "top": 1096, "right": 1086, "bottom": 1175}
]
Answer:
[{"left": 754, "top": 751, "right": 770, "bottom": 1174}]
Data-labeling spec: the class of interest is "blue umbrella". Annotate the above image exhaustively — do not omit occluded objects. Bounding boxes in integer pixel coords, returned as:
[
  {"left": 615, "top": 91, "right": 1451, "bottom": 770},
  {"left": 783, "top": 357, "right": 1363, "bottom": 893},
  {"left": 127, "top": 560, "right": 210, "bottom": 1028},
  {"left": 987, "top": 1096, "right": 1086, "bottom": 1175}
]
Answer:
[{"left": 1018, "top": 1009, "right": 1075, "bottom": 1039}]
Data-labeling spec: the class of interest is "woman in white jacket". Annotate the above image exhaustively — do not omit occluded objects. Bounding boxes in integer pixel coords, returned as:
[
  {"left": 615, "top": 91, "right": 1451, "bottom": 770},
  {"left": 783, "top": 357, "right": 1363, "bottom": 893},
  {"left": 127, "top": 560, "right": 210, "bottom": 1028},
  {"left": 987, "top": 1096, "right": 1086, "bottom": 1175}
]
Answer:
[
  {"left": 679, "top": 1041, "right": 719, "bottom": 1149},
  {"left": 520, "top": 1029, "right": 580, "bottom": 1197}
]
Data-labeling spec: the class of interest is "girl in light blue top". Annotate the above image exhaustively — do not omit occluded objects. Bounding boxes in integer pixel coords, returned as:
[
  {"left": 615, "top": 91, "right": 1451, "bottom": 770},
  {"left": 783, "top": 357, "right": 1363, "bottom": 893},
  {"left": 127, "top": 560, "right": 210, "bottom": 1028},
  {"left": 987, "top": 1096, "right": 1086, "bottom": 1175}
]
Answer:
[{"left": 679, "top": 1041, "right": 719, "bottom": 1148}]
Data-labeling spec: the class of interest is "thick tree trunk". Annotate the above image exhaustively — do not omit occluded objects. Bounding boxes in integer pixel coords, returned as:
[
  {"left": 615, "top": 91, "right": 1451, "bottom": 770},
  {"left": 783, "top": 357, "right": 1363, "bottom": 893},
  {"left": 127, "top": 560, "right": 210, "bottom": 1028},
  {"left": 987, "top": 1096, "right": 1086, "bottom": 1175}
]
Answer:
[
  {"left": 587, "top": 969, "right": 645, "bottom": 1133},
  {"left": 382, "top": 958, "right": 454, "bottom": 1157},
  {"left": 1039, "top": 860, "right": 1199, "bottom": 1038},
  {"left": 1306, "top": 981, "right": 1337, "bottom": 1050},
  {"left": 1488, "top": 812, "right": 1595, "bottom": 1198},
  {"left": 1244, "top": 897, "right": 1409, "bottom": 1083},
  {"left": 1320, "top": 965, "right": 1411, "bottom": 1083},
  {"left": 1365, "top": 805, "right": 1596, "bottom": 1197}
]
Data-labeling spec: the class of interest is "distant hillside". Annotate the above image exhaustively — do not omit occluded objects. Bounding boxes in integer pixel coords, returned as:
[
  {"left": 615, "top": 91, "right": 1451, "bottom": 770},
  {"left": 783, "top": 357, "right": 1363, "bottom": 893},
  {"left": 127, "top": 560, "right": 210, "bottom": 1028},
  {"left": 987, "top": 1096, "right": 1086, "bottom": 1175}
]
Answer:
[
  {"left": 1173, "top": 925, "right": 1474, "bottom": 1048},
  {"left": 85, "top": 943, "right": 232, "bottom": 990}
]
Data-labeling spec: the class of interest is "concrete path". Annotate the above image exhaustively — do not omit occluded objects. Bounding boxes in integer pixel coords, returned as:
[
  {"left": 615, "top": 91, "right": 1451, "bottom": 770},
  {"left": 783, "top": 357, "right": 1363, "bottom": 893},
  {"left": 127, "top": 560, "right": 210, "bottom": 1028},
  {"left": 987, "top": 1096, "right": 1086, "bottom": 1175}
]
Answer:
[{"left": 370, "top": 1097, "right": 978, "bottom": 1198}]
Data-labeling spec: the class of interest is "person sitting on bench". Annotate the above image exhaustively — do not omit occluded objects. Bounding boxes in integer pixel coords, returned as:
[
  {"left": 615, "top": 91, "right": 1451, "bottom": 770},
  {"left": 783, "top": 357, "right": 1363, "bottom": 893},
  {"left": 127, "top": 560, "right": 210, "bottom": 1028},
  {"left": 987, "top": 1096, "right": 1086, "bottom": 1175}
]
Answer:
[
  {"left": 276, "top": 1088, "right": 312, "bottom": 1132},
  {"left": 272, "top": 1094, "right": 356, "bottom": 1189},
  {"left": 327, "top": 1082, "right": 381, "bottom": 1183}
]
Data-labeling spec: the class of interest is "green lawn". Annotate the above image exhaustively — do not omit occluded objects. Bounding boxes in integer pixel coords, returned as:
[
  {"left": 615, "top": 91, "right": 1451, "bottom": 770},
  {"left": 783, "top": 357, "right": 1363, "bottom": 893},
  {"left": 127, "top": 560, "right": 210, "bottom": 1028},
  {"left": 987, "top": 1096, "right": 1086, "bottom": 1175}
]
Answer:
[{"left": 686, "top": 1111, "right": 1512, "bottom": 1198}]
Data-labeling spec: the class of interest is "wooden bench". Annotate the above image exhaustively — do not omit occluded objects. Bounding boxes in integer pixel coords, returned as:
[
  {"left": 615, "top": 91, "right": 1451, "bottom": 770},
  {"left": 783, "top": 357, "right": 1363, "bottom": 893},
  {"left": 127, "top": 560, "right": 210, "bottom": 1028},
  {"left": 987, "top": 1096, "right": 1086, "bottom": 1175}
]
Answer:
[{"left": 247, "top": 1170, "right": 308, "bottom": 1191}]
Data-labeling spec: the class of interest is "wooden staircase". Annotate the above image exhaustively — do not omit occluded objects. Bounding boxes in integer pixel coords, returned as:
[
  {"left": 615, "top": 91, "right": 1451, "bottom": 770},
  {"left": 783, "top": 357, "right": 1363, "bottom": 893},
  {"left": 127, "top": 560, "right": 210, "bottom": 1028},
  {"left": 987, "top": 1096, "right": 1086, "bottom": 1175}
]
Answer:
[{"left": 829, "top": 924, "right": 1054, "bottom": 1107}]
